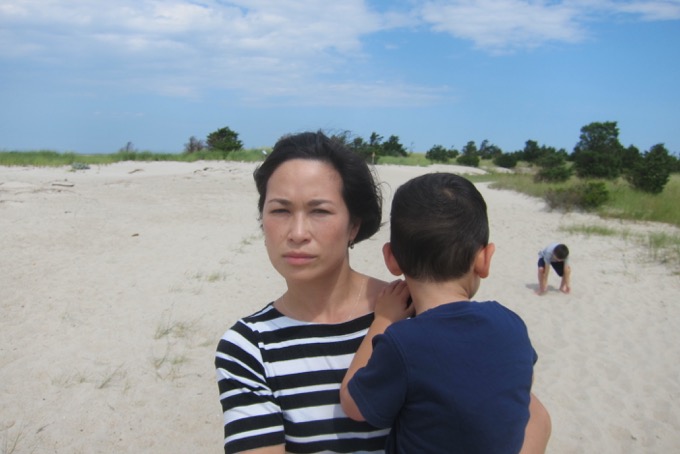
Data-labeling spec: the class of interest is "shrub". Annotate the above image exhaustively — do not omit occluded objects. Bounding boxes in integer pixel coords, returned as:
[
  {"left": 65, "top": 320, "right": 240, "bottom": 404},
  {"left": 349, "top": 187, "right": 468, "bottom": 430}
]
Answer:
[
  {"left": 457, "top": 141, "right": 480, "bottom": 167},
  {"left": 579, "top": 181, "right": 609, "bottom": 208},
  {"left": 457, "top": 153, "right": 480, "bottom": 167},
  {"left": 493, "top": 152, "right": 519, "bottom": 169},
  {"left": 426, "top": 145, "right": 448, "bottom": 163},
  {"left": 545, "top": 181, "right": 609, "bottom": 211},
  {"left": 534, "top": 153, "right": 572, "bottom": 183},
  {"left": 535, "top": 165, "right": 571, "bottom": 183},
  {"left": 426, "top": 145, "right": 456, "bottom": 163}
]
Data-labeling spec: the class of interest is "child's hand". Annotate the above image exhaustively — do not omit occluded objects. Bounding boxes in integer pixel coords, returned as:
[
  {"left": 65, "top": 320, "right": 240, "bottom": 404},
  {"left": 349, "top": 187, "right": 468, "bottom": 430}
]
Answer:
[{"left": 374, "top": 280, "right": 414, "bottom": 323}]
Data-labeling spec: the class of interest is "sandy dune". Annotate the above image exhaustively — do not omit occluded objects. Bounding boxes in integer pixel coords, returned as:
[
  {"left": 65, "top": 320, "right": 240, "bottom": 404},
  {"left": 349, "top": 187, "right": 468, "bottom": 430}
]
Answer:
[{"left": 1, "top": 161, "right": 678, "bottom": 453}]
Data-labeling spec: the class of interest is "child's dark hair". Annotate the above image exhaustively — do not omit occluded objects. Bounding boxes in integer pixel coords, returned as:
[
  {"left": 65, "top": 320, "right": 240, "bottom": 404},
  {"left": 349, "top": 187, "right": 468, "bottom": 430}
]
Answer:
[
  {"left": 553, "top": 244, "right": 569, "bottom": 261},
  {"left": 390, "top": 173, "right": 489, "bottom": 281},
  {"left": 253, "top": 131, "right": 382, "bottom": 244}
]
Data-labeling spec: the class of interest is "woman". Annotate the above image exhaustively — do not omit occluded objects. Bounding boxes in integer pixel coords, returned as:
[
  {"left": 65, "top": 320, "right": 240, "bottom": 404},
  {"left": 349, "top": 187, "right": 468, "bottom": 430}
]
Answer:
[{"left": 215, "top": 131, "right": 550, "bottom": 453}]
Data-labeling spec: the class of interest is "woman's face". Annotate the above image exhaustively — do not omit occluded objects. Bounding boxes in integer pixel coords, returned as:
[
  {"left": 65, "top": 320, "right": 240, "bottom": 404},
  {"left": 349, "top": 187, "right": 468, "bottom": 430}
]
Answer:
[{"left": 262, "top": 159, "right": 359, "bottom": 283}]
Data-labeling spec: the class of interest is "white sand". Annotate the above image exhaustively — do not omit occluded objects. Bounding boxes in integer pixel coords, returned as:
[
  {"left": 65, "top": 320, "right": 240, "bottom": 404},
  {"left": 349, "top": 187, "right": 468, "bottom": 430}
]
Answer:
[{"left": 1, "top": 161, "right": 679, "bottom": 453}]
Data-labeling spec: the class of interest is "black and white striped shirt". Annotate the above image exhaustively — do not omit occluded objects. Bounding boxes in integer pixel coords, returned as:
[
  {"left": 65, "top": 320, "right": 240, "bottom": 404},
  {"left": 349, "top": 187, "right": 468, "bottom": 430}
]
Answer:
[{"left": 215, "top": 303, "right": 389, "bottom": 453}]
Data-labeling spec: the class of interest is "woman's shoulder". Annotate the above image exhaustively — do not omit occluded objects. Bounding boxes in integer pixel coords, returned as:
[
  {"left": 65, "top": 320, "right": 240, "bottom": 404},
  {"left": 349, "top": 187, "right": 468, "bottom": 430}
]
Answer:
[
  {"left": 218, "top": 302, "right": 285, "bottom": 347},
  {"left": 239, "top": 302, "right": 278, "bottom": 323},
  {"left": 365, "top": 275, "right": 390, "bottom": 310}
]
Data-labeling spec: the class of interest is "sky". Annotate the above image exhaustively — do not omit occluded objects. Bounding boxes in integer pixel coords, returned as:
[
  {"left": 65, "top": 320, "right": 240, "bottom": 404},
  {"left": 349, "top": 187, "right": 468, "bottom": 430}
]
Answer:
[{"left": 1, "top": 0, "right": 680, "bottom": 155}]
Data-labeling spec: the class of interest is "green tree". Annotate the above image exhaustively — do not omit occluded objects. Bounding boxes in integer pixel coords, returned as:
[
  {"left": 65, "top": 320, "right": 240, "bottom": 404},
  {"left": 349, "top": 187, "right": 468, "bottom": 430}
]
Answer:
[
  {"left": 520, "top": 140, "right": 547, "bottom": 163},
  {"left": 365, "top": 132, "right": 384, "bottom": 164},
  {"left": 369, "top": 132, "right": 383, "bottom": 148},
  {"left": 571, "top": 121, "right": 624, "bottom": 179},
  {"left": 457, "top": 141, "right": 480, "bottom": 167},
  {"left": 626, "top": 143, "right": 673, "bottom": 194},
  {"left": 426, "top": 145, "right": 458, "bottom": 163},
  {"left": 670, "top": 153, "right": 680, "bottom": 173},
  {"left": 350, "top": 136, "right": 374, "bottom": 162},
  {"left": 478, "top": 140, "right": 502, "bottom": 160},
  {"left": 621, "top": 145, "right": 641, "bottom": 172},
  {"left": 330, "top": 131, "right": 374, "bottom": 163},
  {"left": 381, "top": 135, "right": 408, "bottom": 157},
  {"left": 206, "top": 126, "right": 243, "bottom": 154}
]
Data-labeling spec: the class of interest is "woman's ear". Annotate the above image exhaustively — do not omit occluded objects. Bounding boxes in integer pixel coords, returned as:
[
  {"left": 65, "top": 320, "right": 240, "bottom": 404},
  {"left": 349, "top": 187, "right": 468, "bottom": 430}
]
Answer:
[
  {"left": 348, "top": 220, "right": 361, "bottom": 247},
  {"left": 382, "top": 243, "right": 403, "bottom": 276},
  {"left": 474, "top": 243, "right": 495, "bottom": 279}
]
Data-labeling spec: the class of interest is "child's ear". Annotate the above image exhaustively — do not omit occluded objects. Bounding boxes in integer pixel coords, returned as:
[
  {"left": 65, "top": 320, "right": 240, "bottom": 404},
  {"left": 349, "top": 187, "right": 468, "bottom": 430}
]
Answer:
[
  {"left": 382, "top": 243, "right": 403, "bottom": 276},
  {"left": 474, "top": 243, "right": 495, "bottom": 279}
]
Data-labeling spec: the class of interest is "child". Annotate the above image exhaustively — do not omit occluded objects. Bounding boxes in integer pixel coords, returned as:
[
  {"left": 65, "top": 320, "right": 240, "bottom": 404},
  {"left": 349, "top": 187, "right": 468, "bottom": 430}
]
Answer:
[
  {"left": 536, "top": 242, "right": 571, "bottom": 295},
  {"left": 340, "top": 173, "right": 542, "bottom": 453}
]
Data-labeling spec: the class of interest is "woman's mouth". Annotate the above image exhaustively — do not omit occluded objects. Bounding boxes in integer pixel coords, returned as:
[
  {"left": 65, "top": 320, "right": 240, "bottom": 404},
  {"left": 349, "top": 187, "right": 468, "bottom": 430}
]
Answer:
[{"left": 284, "top": 252, "right": 315, "bottom": 266}]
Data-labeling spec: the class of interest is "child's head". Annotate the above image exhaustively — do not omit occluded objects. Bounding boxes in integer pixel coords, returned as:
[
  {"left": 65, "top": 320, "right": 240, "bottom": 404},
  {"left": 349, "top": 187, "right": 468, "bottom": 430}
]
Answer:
[
  {"left": 553, "top": 244, "right": 569, "bottom": 261},
  {"left": 389, "top": 173, "right": 489, "bottom": 282}
]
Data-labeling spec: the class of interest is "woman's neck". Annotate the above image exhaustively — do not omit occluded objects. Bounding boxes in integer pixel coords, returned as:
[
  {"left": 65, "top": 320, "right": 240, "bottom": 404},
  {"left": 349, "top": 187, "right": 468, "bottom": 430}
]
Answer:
[{"left": 281, "top": 269, "right": 369, "bottom": 323}]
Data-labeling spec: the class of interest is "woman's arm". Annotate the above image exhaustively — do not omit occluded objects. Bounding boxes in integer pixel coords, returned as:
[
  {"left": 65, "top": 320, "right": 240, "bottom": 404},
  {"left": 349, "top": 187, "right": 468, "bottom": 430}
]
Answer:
[
  {"left": 237, "top": 447, "right": 285, "bottom": 454},
  {"left": 520, "top": 393, "right": 552, "bottom": 454},
  {"left": 216, "top": 324, "right": 286, "bottom": 453}
]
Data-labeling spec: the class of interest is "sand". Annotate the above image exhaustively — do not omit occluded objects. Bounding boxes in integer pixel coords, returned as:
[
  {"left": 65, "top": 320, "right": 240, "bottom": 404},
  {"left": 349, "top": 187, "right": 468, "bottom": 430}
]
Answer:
[{"left": 1, "top": 161, "right": 679, "bottom": 453}]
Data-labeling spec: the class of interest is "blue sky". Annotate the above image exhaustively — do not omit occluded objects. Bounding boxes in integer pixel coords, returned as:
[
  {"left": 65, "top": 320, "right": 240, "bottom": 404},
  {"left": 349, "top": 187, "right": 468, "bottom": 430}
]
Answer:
[{"left": 1, "top": 0, "right": 679, "bottom": 155}]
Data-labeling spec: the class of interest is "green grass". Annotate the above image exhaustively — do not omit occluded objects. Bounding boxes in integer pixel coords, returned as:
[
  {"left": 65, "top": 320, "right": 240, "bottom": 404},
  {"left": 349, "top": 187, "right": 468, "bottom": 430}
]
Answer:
[
  {"left": 0, "top": 148, "right": 269, "bottom": 167},
  {"left": 376, "top": 153, "right": 432, "bottom": 166},
  {"left": 488, "top": 172, "right": 680, "bottom": 228},
  {"left": 560, "top": 224, "right": 619, "bottom": 237},
  {"left": 598, "top": 175, "right": 680, "bottom": 226}
]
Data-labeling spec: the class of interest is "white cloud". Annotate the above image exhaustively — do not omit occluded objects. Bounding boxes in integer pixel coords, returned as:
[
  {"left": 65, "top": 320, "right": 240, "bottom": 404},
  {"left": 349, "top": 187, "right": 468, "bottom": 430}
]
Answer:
[
  {"left": 0, "top": 0, "right": 678, "bottom": 104},
  {"left": 419, "top": 0, "right": 586, "bottom": 53},
  {"left": 417, "top": 0, "right": 680, "bottom": 53},
  {"left": 0, "top": 0, "right": 395, "bottom": 100},
  {"left": 612, "top": 0, "right": 680, "bottom": 21}
]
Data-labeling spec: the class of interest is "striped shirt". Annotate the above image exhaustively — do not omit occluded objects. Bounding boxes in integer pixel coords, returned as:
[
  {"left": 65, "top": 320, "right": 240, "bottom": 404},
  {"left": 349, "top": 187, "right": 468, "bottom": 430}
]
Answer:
[{"left": 215, "top": 303, "right": 389, "bottom": 453}]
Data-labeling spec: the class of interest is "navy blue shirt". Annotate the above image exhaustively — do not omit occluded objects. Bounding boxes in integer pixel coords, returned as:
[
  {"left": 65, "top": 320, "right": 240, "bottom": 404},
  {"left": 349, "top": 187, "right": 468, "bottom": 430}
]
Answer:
[{"left": 348, "top": 301, "right": 536, "bottom": 454}]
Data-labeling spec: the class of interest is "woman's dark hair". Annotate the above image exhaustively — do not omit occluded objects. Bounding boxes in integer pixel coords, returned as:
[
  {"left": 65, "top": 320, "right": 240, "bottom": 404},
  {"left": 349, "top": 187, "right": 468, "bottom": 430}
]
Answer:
[{"left": 253, "top": 131, "right": 382, "bottom": 244}]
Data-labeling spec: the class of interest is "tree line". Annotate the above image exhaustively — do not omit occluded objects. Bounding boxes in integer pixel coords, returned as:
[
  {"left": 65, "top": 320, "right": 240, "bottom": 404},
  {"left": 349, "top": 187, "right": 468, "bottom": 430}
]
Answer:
[{"left": 184, "top": 121, "right": 679, "bottom": 195}]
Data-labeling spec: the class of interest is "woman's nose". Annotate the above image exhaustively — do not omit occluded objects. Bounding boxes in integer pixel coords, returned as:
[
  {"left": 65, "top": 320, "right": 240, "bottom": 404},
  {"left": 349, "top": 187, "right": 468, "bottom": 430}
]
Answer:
[{"left": 288, "top": 213, "right": 310, "bottom": 242}]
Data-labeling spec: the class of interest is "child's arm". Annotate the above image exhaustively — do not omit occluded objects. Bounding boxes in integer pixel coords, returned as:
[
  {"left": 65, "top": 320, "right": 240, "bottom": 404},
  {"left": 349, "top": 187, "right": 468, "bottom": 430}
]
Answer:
[
  {"left": 340, "top": 280, "right": 413, "bottom": 420},
  {"left": 560, "top": 265, "right": 572, "bottom": 294}
]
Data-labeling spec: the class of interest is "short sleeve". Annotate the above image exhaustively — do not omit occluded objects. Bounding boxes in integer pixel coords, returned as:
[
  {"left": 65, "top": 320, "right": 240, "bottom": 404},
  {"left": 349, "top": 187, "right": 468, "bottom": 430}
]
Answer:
[
  {"left": 215, "top": 324, "right": 285, "bottom": 453},
  {"left": 348, "top": 332, "right": 408, "bottom": 429}
]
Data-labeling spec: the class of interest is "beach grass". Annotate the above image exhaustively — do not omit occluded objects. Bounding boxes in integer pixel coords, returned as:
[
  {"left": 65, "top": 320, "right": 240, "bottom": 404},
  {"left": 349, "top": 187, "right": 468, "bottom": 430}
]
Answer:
[
  {"left": 0, "top": 148, "right": 268, "bottom": 166},
  {"left": 560, "top": 224, "right": 620, "bottom": 237},
  {"left": 487, "top": 172, "right": 680, "bottom": 228}
]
